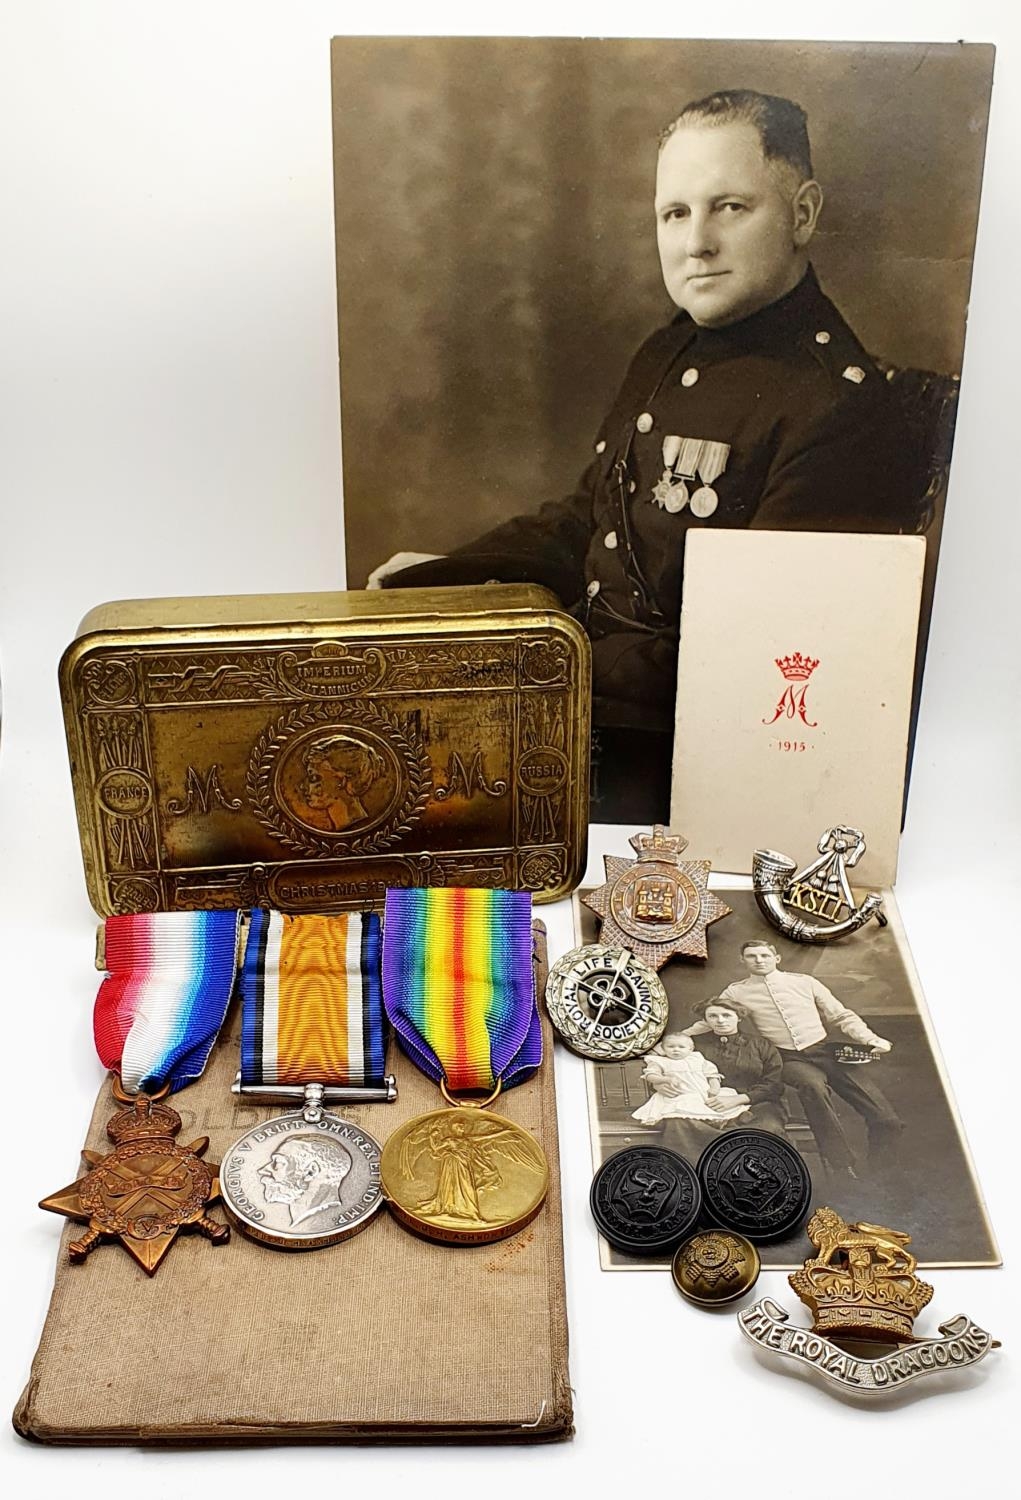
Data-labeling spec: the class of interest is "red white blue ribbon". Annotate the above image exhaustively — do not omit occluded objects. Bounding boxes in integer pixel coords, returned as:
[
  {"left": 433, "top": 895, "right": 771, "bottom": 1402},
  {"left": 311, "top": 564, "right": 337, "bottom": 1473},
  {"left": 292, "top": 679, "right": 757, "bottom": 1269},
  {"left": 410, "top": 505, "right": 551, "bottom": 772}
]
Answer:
[{"left": 94, "top": 911, "right": 241, "bottom": 1093}]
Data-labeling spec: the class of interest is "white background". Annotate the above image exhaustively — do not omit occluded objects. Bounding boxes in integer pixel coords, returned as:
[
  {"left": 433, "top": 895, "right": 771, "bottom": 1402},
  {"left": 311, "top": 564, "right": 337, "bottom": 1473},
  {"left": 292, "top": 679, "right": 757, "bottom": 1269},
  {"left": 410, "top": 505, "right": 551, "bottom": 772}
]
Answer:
[{"left": 1, "top": 1, "right": 1016, "bottom": 1495}]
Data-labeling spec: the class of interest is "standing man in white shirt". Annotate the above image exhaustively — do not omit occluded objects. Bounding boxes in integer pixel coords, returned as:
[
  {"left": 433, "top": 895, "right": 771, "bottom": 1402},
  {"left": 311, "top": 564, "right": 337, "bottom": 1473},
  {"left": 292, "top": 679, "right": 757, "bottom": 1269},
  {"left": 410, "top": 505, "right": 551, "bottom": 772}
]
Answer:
[{"left": 685, "top": 939, "right": 902, "bottom": 1177}]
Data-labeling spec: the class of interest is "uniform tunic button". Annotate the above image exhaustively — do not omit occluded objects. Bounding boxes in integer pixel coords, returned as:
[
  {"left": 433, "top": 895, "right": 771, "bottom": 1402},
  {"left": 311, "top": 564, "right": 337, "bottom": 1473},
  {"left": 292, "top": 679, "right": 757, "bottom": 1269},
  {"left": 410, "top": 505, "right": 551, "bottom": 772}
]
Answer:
[
  {"left": 595, "top": 439, "right": 607, "bottom": 454},
  {"left": 586, "top": 579, "right": 601, "bottom": 597},
  {"left": 681, "top": 367, "right": 699, "bottom": 387},
  {"left": 635, "top": 412, "right": 654, "bottom": 434},
  {"left": 628, "top": 480, "right": 637, "bottom": 494},
  {"left": 843, "top": 365, "right": 866, "bottom": 384},
  {"left": 815, "top": 330, "right": 831, "bottom": 345},
  {"left": 604, "top": 531, "right": 618, "bottom": 550}
]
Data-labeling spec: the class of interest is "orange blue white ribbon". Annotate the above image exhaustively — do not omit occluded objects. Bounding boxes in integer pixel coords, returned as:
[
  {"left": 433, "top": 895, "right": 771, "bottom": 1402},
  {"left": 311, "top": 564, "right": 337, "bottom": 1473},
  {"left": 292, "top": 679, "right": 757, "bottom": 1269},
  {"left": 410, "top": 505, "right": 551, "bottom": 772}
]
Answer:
[
  {"left": 382, "top": 888, "right": 540, "bottom": 1092},
  {"left": 93, "top": 911, "right": 242, "bottom": 1094},
  {"left": 240, "top": 910, "right": 386, "bottom": 1087}
]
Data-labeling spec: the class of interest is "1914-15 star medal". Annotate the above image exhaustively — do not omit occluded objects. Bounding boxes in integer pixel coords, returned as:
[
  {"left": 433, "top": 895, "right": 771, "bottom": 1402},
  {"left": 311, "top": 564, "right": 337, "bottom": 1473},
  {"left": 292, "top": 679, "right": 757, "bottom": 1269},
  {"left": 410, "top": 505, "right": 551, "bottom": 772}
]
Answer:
[
  {"left": 40, "top": 1083, "right": 230, "bottom": 1275},
  {"left": 582, "top": 826, "right": 732, "bottom": 969}
]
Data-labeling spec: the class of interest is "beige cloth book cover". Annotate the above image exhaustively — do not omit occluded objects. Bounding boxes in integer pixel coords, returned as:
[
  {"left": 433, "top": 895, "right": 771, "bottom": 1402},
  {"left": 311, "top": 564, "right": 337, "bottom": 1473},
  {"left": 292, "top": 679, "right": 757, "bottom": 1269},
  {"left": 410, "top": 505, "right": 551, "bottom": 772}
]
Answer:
[
  {"left": 15, "top": 931, "right": 571, "bottom": 1445},
  {"left": 670, "top": 531, "right": 925, "bottom": 886}
]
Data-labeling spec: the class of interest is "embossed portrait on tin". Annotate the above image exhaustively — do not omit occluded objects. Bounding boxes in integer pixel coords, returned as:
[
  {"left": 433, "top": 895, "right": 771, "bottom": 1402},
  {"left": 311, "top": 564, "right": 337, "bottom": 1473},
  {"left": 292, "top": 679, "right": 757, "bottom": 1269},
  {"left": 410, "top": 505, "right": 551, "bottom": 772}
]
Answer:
[
  {"left": 276, "top": 728, "right": 399, "bottom": 839},
  {"left": 300, "top": 735, "right": 387, "bottom": 832}
]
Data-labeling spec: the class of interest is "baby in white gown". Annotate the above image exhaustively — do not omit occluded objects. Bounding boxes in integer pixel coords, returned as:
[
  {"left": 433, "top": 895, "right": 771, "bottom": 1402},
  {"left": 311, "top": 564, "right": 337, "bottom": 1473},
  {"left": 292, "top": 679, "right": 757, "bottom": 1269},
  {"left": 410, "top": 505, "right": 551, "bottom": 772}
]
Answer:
[{"left": 632, "top": 1033, "right": 748, "bottom": 1124}]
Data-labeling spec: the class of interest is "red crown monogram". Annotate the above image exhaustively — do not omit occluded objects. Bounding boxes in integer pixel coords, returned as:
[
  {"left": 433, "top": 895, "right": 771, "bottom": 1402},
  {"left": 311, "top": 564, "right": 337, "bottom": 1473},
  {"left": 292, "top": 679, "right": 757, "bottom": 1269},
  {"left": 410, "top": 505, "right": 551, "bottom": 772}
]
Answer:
[{"left": 775, "top": 652, "right": 819, "bottom": 682}]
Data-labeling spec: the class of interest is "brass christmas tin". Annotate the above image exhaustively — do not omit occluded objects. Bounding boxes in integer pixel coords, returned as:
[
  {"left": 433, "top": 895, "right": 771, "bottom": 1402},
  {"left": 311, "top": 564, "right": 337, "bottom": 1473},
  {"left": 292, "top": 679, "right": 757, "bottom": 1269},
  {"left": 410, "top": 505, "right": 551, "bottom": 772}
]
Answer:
[{"left": 60, "top": 585, "right": 590, "bottom": 915}]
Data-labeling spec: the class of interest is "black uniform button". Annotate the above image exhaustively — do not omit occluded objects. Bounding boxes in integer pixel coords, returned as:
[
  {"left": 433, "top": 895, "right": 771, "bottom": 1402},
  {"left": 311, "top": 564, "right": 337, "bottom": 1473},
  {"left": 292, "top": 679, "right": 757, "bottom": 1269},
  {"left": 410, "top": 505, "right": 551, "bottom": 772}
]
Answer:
[
  {"left": 590, "top": 1146, "right": 702, "bottom": 1257},
  {"left": 696, "top": 1128, "right": 811, "bottom": 1244}
]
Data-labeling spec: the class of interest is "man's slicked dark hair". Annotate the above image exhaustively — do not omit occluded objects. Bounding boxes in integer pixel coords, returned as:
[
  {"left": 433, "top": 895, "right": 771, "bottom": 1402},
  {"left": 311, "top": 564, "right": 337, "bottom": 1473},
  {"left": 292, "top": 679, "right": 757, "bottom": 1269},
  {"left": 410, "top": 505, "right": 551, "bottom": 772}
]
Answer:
[{"left": 660, "top": 89, "right": 813, "bottom": 181}]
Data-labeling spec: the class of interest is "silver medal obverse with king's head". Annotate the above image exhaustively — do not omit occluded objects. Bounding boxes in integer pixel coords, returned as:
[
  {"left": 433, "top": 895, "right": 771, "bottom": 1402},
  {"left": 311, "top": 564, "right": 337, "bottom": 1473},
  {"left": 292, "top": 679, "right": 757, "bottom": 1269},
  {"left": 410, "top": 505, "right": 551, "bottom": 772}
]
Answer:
[{"left": 220, "top": 1106, "right": 384, "bottom": 1250}]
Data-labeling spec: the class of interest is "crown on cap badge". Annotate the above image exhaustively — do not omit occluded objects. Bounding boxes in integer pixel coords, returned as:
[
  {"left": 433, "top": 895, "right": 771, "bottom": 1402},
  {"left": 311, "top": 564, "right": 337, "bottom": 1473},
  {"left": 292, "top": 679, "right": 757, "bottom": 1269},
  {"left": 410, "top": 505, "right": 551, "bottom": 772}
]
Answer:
[
  {"left": 789, "top": 1208, "right": 932, "bottom": 1344},
  {"left": 739, "top": 1207, "right": 1000, "bottom": 1398}
]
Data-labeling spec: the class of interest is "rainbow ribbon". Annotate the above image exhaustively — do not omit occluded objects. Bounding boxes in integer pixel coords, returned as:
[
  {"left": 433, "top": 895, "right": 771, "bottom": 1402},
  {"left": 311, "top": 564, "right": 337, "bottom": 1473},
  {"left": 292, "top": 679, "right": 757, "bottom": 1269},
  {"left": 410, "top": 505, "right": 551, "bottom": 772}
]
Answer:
[
  {"left": 94, "top": 911, "right": 241, "bottom": 1094},
  {"left": 240, "top": 910, "right": 387, "bottom": 1087},
  {"left": 382, "top": 888, "right": 541, "bottom": 1092}
]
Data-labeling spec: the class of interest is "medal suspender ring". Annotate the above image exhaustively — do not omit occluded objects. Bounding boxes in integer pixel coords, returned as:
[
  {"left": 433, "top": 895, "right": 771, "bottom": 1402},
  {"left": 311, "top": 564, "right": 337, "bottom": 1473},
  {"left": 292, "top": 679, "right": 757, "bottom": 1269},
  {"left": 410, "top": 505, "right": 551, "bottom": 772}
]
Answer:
[{"left": 439, "top": 1075, "right": 504, "bottom": 1110}]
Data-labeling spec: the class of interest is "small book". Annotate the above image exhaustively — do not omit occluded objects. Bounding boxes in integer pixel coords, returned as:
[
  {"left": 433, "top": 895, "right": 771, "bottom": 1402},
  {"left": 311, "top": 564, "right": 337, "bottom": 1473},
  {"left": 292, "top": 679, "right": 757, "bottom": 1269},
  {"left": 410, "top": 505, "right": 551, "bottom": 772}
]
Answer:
[{"left": 670, "top": 531, "right": 925, "bottom": 886}]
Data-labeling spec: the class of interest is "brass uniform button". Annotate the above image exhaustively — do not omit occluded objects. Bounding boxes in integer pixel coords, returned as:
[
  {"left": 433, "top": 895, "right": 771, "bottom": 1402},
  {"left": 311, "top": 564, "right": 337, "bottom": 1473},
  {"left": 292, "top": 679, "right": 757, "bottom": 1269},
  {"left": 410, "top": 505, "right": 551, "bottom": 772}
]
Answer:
[
  {"left": 842, "top": 365, "right": 866, "bottom": 384},
  {"left": 635, "top": 411, "right": 654, "bottom": 433},
  {"left": 671, "top": 1230, "right": 761, "bottom": 1306},
  {"left": 603, "top": 531, "right": 618, "bottom": 550},
  {"left": 595, "top": 439, "right": 607, "bottom": 453},
  {"left": 814, "top": 330, "right": 831, "bottom": 345},
  {"left": 681, "top": 367, "right": 699, "bottom": 388}
]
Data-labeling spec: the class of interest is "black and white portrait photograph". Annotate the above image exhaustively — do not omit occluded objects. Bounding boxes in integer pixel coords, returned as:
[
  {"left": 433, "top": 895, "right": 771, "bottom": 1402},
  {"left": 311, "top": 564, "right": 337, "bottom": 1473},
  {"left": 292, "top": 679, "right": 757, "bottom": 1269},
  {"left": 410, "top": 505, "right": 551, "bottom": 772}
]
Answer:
[
  {"left": 577, "top": 889, "right": 998, "bottom": 1270},
  {"left": 331, "top": 37, "right": 993, "bottom": 822}
]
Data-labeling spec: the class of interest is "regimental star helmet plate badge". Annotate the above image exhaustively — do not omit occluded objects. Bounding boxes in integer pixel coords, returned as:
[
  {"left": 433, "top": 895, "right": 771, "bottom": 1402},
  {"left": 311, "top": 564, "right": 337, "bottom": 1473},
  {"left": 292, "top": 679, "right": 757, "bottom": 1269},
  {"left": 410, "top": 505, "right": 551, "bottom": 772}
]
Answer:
[{"left": 582, "top": 826, "right": 732, "bottom": 969}]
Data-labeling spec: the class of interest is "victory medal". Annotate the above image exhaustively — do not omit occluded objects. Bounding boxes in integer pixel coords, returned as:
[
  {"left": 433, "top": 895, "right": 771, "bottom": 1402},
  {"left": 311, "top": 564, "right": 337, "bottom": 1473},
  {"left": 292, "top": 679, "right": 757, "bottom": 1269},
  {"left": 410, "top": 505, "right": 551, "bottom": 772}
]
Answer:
[
  {"left": 380, "top": 888, "right": 549, "bottom": 1245},
  {"left": 583, "top": 826, "right": 732, "bottom": 969}
]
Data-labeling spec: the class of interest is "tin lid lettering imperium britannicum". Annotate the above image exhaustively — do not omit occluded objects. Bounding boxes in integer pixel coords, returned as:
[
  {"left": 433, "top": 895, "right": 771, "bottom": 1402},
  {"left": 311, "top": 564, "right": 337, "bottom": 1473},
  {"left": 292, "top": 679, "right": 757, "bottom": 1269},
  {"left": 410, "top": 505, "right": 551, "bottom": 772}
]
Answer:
[{"left": 59, "top": 585, "right": 590, "bottom": 915}]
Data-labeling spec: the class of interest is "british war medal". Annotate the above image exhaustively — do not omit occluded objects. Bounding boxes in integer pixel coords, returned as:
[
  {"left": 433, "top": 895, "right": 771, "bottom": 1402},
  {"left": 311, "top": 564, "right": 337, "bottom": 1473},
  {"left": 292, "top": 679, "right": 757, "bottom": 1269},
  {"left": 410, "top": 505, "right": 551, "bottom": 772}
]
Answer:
[
  {"left": 41, "top": 910, "right": 241, "bottom": 1274},
  {"left": 583, "top": 826, "right": 732, "bottom": 969},
  {"left": 219, "top": 910, "right": 393, "bottom": 1250},
  {"left": 739, "top": 1207, "right": 1000, "bottom": 1397},
  {"left": 380, "top": 887, "right": 549, "bottom": 1244}
]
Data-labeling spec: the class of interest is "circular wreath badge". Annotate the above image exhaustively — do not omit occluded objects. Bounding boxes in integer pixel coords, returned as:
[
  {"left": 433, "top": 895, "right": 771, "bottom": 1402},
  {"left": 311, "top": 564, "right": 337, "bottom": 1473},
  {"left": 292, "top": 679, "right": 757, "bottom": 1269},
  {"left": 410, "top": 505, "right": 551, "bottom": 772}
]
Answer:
[{"left": 248, "top": 700, "right": 432, "bottom": 856}]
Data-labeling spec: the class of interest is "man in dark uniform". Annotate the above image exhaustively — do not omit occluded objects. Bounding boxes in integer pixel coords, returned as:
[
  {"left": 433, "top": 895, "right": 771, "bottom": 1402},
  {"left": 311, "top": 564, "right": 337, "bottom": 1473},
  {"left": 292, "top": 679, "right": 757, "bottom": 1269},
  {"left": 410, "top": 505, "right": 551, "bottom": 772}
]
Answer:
[{"left": 371, "top": 90, "right": 924, "bottom": 818}]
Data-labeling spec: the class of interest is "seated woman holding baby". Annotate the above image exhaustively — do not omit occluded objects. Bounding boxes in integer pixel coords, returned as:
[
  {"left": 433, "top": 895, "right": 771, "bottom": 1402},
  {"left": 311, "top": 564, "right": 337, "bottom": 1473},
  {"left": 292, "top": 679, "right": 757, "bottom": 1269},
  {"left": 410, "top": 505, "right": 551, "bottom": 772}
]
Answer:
[{"left": 633, "top": 997, "right": 786, "bottom": 1158}]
